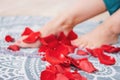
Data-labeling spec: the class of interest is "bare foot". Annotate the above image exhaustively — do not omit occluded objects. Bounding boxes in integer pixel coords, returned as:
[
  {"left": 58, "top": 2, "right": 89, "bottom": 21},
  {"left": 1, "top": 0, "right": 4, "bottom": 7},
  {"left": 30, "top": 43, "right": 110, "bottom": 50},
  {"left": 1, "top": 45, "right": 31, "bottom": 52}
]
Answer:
[
  {"left": 72, "top": 9, "right": 120, "bottom": 48},
  {"left": 72, "top": 25, "right": 119, "bottom": 48},
  {"left": 14, "top": 17, "right": 73, "bottom": 48}
]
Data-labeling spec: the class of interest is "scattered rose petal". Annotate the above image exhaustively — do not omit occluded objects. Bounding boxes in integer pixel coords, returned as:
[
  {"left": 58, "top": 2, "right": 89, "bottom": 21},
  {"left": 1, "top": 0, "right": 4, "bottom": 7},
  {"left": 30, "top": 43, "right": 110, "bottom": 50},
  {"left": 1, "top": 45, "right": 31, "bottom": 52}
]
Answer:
[
  {"left": 77, "top": 50, "right": 88, "bottom": 55},
  {"left": 8, "top": 45, "right": 20, "bottom": 51},
  {"left": 79, "top": 58, "right": 97, "bottom": 73},
  {"left": 64, "top": 71, "right": 74, "bottom": 79},
  {"left": 59, "top": 64, "right": 71, "bottom": 71},
  {"left": 21, "top": 27, "right": 33, "bottom": 36},
  {"left": 55, "top": 64, "right": 71, "bottom": 74},
  {"left": 67, "top": 30, "right": 78, "bottom": 40},
  {"left": 55, "top": 44, "right": 69, "bottom": 55},
  {"left": 71, "top": 58, "right": 96, "bottom": 73},
  {"left": 86, "top": 48, "right": 100, "bottom": 57},
  {"left": 40, "top": 34, "right": 58, "bottom": 45},
  {"left": 5, "top": 35, "right": 15, "bottom": 42},
  {"left": 101, "top": 45, "right": 120, "bottom": 53},
  {"left": 57, "top": 32, "right": 71, "bottom": 45},
  {"left": 71, "top": 71, "right": 87, "bottom": 80},
  {"left": 45, "top": 49, "right": 67, "bottom": 65},
  {"left": 56, "top": 73, "right": 69, "bottom": 80},
  {"left": 97, "top": 48, "right": 116, "bottom": 65},
  {"left": 109, "top": 47, "right": 120, "bottom": 53},
  {"left": 47, "top": 40, "right": 59, "bottom": 48},
  {"left": 60, "top": 37, "right": 71, "bottom": 45},
  {"left": 7, "top": 27, "right": 120, "bottom": 80},
  {"left": 23, "top": 32, "right": 40, "bottom": 43},
  {"left": 38, "top": 45, "right": 49, "bottom": 53},
  {"left": 86, "top": 48, "right": 93, "bottom": 54},
  {"left": 87, "top": 48, "right": 116, "bottom": 65},
  {"left": 41, "top": 65, "right": 87, "bottom": 80},
  {"left": 41, "top": 69, "right": 56, "bottom": 80},
  {"left": 66, "top": 45, "right": 77, "bottom": 53},
  {"left": 92, "top": 48, "right": 102, "bottom": 57},
  {"left": 57, "top": 32, "right": 66, "bottom": 41}
]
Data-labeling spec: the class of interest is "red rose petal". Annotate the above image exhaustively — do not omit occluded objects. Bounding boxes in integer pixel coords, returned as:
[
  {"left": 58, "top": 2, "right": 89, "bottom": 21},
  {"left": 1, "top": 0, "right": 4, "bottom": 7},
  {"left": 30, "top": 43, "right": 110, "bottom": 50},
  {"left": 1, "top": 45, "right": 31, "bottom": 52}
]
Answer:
[
  {"left": 46, "top": 65, "right": 58, "bottom": 72},
  {"left": 99, "top": 55, "right": 116, "bottom": 65},
  {"left": 8, "top": 45, "right": 20, "bottom": 51},
  {"left": 45, "top": 49, "right": 67, "bottom": 65},
  {"left": 61, "top": 58, "right": 71, "bottom": 67},
  {"left": 47, "top": 40, "right": 59, "bottom": 48},
  {"left": 44, "top": 65, "right": 70, "bottom": 80},
  {"left": 55, "top": 44, "right": 69, "bottom": 55},
  {"left": 41, "top": 64, "right": 87, "bottom": 80},
  {"left": 56, "top": 73, "right": 69, "bottom": 80},
  {"left": 57, "top": 32, "right": 71, "bottom": 45},
  {"left": 71, "top": 71, "right": 87, "bottom": 80},
  {"left": 21, "top": 27, "right": 33, "bottom": 36},
  {"left": 86, "top": 48, "right": 93, "bottom": 54},
  {"left": 40, "top": 34, "right": 58, "bottom": 45},
  {"left": 97, "top": 48, "right": 116, "bottom": 65},
  {"left": 57, "top": 32, "right": 67, "bottom": 41},
  {"left": 5, "top": 35, "right": 15, "bottom": 42},
  {"left": 59, "top": 64, "right": 71, "bottom": 71},
  {"left": 92, "top": 48, "right": 103, "bottom": 57},
  {"left": 38, "top": 45, "right": 49, "bottom": 53},
  {"left": 41, "top": 70, "right": 56, "bottom": 80},
  {"left": 64, "top": 45, "right": 77, "bottom": 53},
  {"left": 60, "top": 37, "right": 71, "bottom": 45},
  {"left": 64, "top": 71, "right": 74, "bottom": 79},
  {"left": 41, "top": 65, "right": 87, "bottom": 80},
  {"left": 79, "top": 58, "right": 97, "bottom": 73},
  {"left": 86, "top": 48, "right": 100, "bottom": 57},
  {"left": 71, "top": 58, "right": 96, "bottom": 73},
  {"left": 63, "top": 40, "right": 71, "bottom": 45},
  {"left": 109, "top": 47, "right": 120, "bottom": 53},
  {"left": 23, "top": 31, "right": 40, "bottom": 43},
  {"left": 64, "top": 71, "right": 87, "bottom": 80},
  {"left": 101, "top": 45, "right": 120, "bottom": 53},
  {"left": 67, "top": 30, "right": 78, "bottom": 40},
  {"left": 101, "top": 45, "right": 114, "bottom": 51},
  {"left": 77, "top": 50, "right": 88, "bottom": 55},
  {"left": 47, "top": 64, "right": 70, "bottom": 73},
  {"left": 55, "top": 64, "right": 70, "bottom": 74}
]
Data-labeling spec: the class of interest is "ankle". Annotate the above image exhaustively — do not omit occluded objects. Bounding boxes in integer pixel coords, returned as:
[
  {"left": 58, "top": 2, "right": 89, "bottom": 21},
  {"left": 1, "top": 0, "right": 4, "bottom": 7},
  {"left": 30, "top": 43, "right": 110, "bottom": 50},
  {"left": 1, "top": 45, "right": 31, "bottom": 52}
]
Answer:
[
  {"left": 54, "top": 14, "right": 76, "bottom": 28},
  {"left": 105, "top": 10, "right": 120, "bottom": 35},
  {"left": 110, "top": 25, "right": 120, "bottom": 35},
  {"left": 99, "top": 20, "right": 119, "bottom": 35},
  {"left": 103, "top": 25, "right": 119, "bottom": 42}
]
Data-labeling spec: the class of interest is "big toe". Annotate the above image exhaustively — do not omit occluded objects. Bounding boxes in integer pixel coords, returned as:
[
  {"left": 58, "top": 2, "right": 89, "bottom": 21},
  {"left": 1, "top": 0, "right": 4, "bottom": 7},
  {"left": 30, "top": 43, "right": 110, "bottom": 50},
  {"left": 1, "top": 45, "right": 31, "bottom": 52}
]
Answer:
[
  {"left": 72, "top": 37, "right": 88, "bottom": 48},
  {"left": 14, "top": 36, "right": 40, "bottom": 48}
]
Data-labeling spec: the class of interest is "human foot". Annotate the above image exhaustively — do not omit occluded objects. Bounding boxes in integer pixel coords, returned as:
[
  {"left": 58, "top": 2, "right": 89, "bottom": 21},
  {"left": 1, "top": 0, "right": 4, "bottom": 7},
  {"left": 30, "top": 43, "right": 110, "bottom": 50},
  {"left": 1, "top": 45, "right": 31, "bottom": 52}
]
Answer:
[
  {"left": 15, "top": 27, "right": 72, "bottom": 48},
  {"left": 72, "top": 25, "right": 119, "bottom": 48},
  {"left": 14, "top": 16, "right": 74, "bottom": 48},
  {"left": 72, "top": 9, "right": 120, "bottom": 49}
]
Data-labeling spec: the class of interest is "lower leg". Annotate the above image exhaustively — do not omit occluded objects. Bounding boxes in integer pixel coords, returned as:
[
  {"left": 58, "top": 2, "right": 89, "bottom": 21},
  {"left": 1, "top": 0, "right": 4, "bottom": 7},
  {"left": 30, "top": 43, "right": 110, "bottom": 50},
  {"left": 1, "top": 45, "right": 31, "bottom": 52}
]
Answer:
[{"left": 72, "top": 9, "right": 120, "bottom": 48}]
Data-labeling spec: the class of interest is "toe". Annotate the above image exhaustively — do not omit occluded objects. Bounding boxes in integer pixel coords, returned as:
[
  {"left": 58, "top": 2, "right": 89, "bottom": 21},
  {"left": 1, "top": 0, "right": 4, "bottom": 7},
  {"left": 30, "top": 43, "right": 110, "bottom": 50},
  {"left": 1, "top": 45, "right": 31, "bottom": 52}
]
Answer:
[
  {"left": 79, "top": 41, "right": 88, "bottom": 48},
  {"left": 72, "top": 37, "right": 89, "bottom": 48},
  {"left": 72, "top": 37, "right": 83, "bottom": 45},
  {"left": 86, "top": 43, "right": 94, "bottom": 49},
  {"left": 14, "top": 36, "right": 41, "bottom": 48}
]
